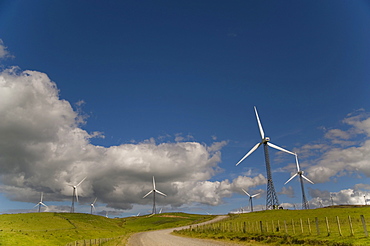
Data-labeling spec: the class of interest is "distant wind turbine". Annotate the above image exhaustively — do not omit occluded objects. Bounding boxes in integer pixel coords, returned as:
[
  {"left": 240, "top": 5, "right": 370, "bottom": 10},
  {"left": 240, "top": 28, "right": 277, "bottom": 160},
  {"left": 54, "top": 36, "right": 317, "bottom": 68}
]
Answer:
[
  {"left": 285, "top": 154, "right": 314, "bottom": 209},
  {"left": 34, "top": 192, "right": 48, "bottom": 212},
  {"left": 236, "top": 106, "right": 295, "bottom": 210},
  {"left": 90, "top": 197, "right": 97, "bottom": 214},
  {"left": 143, "top": 176, "right": 167, "bottom": 214},
  {"left": 68, "top": 176, "right": 87, "bottom": 213},
  {"left": 242, "top": 189, "right": 260, "bottom": 212}
]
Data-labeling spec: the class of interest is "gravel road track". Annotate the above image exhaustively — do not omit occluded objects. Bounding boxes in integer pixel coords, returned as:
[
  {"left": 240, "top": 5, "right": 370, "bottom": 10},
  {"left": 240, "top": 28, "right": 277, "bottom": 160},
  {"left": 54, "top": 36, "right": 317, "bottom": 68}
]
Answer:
[{"left": 126, "top": 215, "right": 243, "bottom": 246}]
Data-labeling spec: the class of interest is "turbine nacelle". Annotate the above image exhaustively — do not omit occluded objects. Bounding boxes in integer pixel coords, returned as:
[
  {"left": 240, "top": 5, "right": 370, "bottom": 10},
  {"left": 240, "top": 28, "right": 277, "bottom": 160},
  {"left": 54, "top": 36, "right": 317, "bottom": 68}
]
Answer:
[{"left": 263, "top": 137, "right": 270, "bottom": 143}]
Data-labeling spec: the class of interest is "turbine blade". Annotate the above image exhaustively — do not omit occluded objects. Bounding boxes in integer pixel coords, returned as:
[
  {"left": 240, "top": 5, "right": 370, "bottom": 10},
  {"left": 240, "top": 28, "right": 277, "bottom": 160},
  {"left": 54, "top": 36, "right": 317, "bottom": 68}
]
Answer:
[
  {"left": 40, "top": 192, "right": 43, "bottom": 202},
  {"left": 155, "top": 189, "right": 167, "bottom": 197},
  {"left": 93, "top": 197, "right": 97, "bottom": 204},
  {"left": 143, "top": 190, "right": 153, "bottom": 198},
  {"left": 152, "top": 176, "right": 156, "bottom": 190},
  {"left": 41, "top": 202, "right": 47, "bottom": 207},
  {"left": 302, "top": 175, "right": 314, "bottom": 184},
  {"left": 254, "top": 106, "right": 265, "bottom": 139},
  {"left": 76, "top": 176, "right": 87, "bottom": 187},
  {"left": 241, "top": 188, "right": 251, "bottom": 197},
  {"left": 295, "top": 154, "right": 301, "bottom": 172},
  {"left": 33, "top": 204, "right": 39, "bottom": 208},
  {"left": 236, "top": 142, "right": 262, "bottom": 166},
  {"left": 284, "top": 173, "right": 298, "bottom": 185},
  {"left": 251, "top": 193, "right": 260, "bottom": 198},
  {"left": 75, "top": 188, "right": 79, "bottom": 202},
  {"left": 267, "top": 142, "right": 295, "bottom": 155}
]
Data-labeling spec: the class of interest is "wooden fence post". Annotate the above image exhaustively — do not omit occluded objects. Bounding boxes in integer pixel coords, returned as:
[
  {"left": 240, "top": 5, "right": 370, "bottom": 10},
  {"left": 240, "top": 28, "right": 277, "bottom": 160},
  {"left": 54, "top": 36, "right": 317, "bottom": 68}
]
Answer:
[
  {"left": 300, "top": 218, "right": 303, "bottom": 234},
  {"left": 315, "top": 217, "right": 320, "bottom": 235},
  {"left": 361, "top": 215, "right": 368, "bottom": 237},
  {"left": 325, "top": 217, "right": 330, "bottom": 236},
  {"left": 348, "top": 215, "right": 354, "bottom": 236},
  {"left": 336, "top": 216, "right": 342, "bottom": 236},
  {"left": 260, "top": 221, "right": 263, "bottom": 233},
  {"left": 284, "top": 220, "right": 287, "bottom": 234},
  {"left": 307, "top": 218, "right": 312, "bottom": 235},
  {"left": 292, "top": 219, "right": 295, "bottom": 235}
]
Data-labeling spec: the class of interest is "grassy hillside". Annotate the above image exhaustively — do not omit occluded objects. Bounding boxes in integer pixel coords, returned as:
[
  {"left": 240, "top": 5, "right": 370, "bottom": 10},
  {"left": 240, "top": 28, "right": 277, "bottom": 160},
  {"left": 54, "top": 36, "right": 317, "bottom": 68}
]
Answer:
[
  {"left": 175, "top": 206, "right": 370, "bottom": 246},
  {"left": 0, "top": 212, "right": 213, "bottom": 245}
]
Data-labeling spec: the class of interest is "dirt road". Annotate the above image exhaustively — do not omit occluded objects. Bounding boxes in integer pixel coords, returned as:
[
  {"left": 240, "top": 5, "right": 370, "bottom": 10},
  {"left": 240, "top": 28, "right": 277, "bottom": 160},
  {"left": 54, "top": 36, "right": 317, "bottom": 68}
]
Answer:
[{"left": 127, "top": 215, "right": 241, "bottom": 246}]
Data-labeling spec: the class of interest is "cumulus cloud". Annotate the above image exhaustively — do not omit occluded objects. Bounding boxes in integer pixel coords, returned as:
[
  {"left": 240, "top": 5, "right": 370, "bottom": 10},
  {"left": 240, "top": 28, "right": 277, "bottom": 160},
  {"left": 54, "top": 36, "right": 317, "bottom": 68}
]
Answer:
[
  {"left": 294, "top": 110, "right": 370, "bottom": 183},
  {"left": 0, "top": 66, "right": 263, "bottom": 211},
  {"left": 309, "top": 187, "right": 370, "bottom": 207},
  {"left": 0, "top": 39, "right": 12, "bottom": 59}
]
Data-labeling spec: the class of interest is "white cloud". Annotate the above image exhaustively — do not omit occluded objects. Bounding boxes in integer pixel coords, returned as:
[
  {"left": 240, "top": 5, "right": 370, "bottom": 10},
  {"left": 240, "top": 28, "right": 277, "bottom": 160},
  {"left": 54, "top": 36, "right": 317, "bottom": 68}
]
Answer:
[
  {"left": 0, "top": 39, "right": 12, "bottom": 59},
  {"left": 294, "top": 111, "right": 370, "bottom": 183},
  {"left": 309, "top": 188, "right": 369, "bottom": 207},
  {"left": 0, "top": 67, "right": 263, "bottom": 210}
]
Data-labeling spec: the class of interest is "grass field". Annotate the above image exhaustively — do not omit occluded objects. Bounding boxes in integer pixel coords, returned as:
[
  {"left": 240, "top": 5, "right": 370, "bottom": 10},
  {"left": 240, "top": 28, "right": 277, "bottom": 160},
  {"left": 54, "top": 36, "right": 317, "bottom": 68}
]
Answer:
[
  {"left": 0, "top": 212, "right": 213, "bottom": 245},
  {"left": 174, "top": 205, "right": 370, "bottom": 246}
]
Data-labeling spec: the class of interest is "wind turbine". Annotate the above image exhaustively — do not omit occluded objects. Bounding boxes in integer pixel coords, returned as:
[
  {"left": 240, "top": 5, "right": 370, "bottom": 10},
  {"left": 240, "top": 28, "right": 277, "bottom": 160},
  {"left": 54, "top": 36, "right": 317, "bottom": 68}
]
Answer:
[
  {"left": 34, "top": 192, "right": 48, "bottom": 212},
  {"left": 68, "top": 176, "right": 87, "bottom": 213},
  {"left": 90, "top": 197, "right": 97, "bottom": 214},
  {"left": 285, "top": 154, "right": 314, "bottom": 209},
  {"left": 143, "top": 176, "right": 167, "bottom": 214},
  {"left": 242, "top": 189, "right": 260, "bottom": 212},
  {"left": 236, "top": 106, "right": 295, "bottom": 210}
]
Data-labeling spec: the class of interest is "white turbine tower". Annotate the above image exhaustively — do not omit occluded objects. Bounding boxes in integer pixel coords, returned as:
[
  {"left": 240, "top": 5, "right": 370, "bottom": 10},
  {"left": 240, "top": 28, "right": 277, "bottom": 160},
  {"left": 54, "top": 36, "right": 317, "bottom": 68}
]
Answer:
[
  {"left": 285, "top": 154, "right": 314, "bottom": 209},
  {"left": 34, "top": 192, "right": 48, "bottom": 212},
  {"left": 143, "top": 176, "right": 167, "bottom": 214},
  {"left": 68, "top": 176, "right": 87, "bottom": 213},
  {"left": 90, "top": 197, "right": 97, "bottom": 215},
  {"left": 236, "top": 106, "right": 295, "bottom": 210},
  {"left": 242, "top": 189, "right": 260, "bottom": 212}
]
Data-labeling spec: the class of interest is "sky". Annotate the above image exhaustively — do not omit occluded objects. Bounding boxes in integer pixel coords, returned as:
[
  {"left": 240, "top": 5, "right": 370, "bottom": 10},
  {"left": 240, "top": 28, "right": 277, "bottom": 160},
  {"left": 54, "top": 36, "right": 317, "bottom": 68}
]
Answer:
[{"left": 0, "top": 0, "right": 370, "bottom": 217}]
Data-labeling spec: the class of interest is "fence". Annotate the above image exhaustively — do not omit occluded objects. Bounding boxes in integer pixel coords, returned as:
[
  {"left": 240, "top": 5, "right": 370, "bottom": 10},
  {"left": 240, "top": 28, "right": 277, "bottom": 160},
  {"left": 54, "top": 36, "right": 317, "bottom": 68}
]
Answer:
[
  {"left": 65, "top": 237, "right": 113, "bottom": 246},
  {"left": 183, "top": 214, "right": 369, "bottom": 238}
]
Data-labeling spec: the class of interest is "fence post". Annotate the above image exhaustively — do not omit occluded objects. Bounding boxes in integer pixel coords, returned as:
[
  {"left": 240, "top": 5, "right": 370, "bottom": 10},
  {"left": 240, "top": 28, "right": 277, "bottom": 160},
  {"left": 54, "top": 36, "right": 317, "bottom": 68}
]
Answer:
[
  {"left": 284, "top": 220, "right": 287, "bottom": 234},
  {"left": 271, "top": 220, "right": 274, "bottom": 233},
  {"left": 336, "top": 216, "right": 342, "bottom": 236},
  {"left": 315, "top": 217, "right": 320, "bottom": 235},
  {"left": 292, "top": 219, "right": 295, "bottom": 235},
  {"left": 361, "top": 215, "right": 368, "bottom": 237},
  {"left": 307, "top": 218, "right": 312, "bottom": 235},
  {"left": 325, "top": 217, "right": 330, "bottom": 236},
  {"left": 348, "top": 215, "right": 354, "bottom": 236},
  {"left": 266, "top": 221, "right": 269, "bottom": 232},
  {"left": 300, "top": 218, "right": 303, "bottom": 234}
]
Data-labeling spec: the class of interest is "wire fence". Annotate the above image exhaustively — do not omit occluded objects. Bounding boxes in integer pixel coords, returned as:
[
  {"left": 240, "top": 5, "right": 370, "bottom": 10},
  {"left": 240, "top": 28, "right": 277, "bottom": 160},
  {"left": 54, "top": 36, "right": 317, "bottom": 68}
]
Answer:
[
  {"left": 65, "top": 237, "right": 113, "bottom": 246},
  {"left": 181, "top": 214, "right": 369, "bottom": 238}
]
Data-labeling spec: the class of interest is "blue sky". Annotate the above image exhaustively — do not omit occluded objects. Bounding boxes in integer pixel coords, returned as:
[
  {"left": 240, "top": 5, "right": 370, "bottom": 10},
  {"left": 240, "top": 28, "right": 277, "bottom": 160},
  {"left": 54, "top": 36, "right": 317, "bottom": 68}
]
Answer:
[{"left": 0, "top": 0, "right": 370, "bottom": 216}]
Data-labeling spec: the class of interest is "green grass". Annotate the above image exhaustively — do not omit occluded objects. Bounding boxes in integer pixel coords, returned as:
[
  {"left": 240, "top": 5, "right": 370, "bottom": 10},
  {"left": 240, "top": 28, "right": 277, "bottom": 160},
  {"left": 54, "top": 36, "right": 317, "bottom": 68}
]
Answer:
[
  {"left": 174, "top": 205, "right": 370, "bottom": 246},
  {"left": 0, "top": 212, "right": 213, "bottom": 245}
]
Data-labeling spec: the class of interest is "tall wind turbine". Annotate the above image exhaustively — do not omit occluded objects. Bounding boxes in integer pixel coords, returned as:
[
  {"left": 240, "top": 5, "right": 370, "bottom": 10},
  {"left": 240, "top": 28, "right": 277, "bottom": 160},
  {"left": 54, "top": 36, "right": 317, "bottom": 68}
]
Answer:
[
  {"left": 285, "top": 154, "right": 314, "bottom": 209},
  {"left": 143, "top": 176, "right": 167, "bottom": 214},
  {"left": 236, "top": 106, "right": 295, "bottom": 210},
  {"left": 68, "top": 176, "right": 87, "bottom": 213},
  {"left": 242, "top": 189, "right": 260, "bottom": 212},
  {"left": 34, "top": 192, "right": 48, "bottom": 212},
  {"left": 90, "top": 197, "right": 97, "bottom": 214}
]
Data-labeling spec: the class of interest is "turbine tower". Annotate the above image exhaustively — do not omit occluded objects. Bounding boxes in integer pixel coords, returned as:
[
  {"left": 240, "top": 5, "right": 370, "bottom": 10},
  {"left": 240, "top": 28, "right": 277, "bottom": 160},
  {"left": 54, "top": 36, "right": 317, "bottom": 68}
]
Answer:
[
  {"left": 242, "top": 189, "right": 260, "bottom": 212},
  {"left": 34, "top": 192, "right": 47, "bottom": 212},
  {"left": 285, "top": 154, "right": 314, "bottom": 209},
  {"left": 90, "top": 197, "right": 97, "bottom": 214},
  {"left": 236, "top": 106, "right": 295, "bottom": 210},
  {"left": 68, "top": 176, "right": 87, "bottom": 213},
  {"left": 143, "top": 176, "right": 167, "bottom": 214}
]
